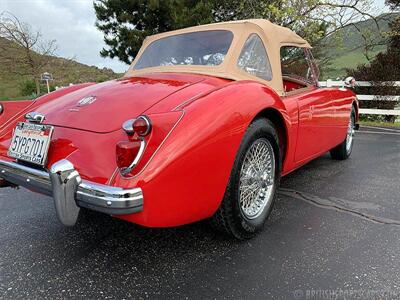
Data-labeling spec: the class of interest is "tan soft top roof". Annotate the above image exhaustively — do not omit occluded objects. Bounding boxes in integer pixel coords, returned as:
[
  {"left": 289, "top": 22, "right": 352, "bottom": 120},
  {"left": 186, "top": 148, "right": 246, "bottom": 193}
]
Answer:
[
  {"left": 249, "top": 19, "right": 310, "bottom": 47},
  {"left": 125, "top": 19, "right": 311, "bottom": 95}
]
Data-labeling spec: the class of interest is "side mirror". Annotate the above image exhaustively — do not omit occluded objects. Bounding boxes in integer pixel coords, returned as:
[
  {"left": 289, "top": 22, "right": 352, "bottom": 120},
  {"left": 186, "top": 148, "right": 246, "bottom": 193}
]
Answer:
[{"left": 344, "top": 76, "right": 356, "bottom": 87}]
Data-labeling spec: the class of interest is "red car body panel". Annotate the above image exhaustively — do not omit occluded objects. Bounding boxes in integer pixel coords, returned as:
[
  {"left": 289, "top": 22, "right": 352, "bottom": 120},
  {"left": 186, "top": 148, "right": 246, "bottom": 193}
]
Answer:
[
  {"left": 0, "top": 100, "right": 35, "bottom": 132},
  {"left": 36, "top": 75, "right": 213, "bottom": 133},
  {"left": 0, "top": 72, "right": 357, "bottom": 227}
]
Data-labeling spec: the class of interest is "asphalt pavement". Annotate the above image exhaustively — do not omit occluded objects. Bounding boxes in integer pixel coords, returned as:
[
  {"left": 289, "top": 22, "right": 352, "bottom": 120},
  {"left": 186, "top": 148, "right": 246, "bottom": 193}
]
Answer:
[{"left": 0, "top": 126, "right": 399, "bottom": 299}]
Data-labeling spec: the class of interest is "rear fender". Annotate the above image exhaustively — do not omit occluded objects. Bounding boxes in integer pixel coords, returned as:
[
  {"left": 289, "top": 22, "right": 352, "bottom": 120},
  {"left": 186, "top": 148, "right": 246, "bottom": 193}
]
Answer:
[{"left": 113, "top": 81, "right": 292, "bottom": 227}]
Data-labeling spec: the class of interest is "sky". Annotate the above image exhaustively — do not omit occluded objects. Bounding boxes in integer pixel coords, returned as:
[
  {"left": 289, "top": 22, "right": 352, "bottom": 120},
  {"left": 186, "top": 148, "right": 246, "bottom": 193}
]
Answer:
[
  {"left": 0, "top": 0, "right": 128, "bottom": 73},
  {"left": 0, "top": 0, "right": 392, "bottom": 73}
]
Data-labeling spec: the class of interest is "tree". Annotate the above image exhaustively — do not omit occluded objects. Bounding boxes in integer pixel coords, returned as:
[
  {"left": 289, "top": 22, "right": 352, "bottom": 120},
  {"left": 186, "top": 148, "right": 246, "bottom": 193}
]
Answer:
[
  {"left": 347, "top": 1, "right": 399, "bottom": 122},
  {"left": 95, "top": 0, "right": 380, "bottom": 65},
  {"left": 216, "top": 0, "right": 384, "bottom": 62},
  {"left": 94, "top": 0, "right": 214, "bottom": 64},
  {"left": 0, "top": 12, "right": 57, "bottom": 95},
  {"left": 386, "top": 0, "right": 400, "bottom": 10}
]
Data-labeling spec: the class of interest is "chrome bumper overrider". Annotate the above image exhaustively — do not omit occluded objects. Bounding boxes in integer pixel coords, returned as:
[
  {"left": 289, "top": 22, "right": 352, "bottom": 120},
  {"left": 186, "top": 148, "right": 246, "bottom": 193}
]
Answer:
[{"left": 0, "top": 159, "right": 143, "bottom": 226}]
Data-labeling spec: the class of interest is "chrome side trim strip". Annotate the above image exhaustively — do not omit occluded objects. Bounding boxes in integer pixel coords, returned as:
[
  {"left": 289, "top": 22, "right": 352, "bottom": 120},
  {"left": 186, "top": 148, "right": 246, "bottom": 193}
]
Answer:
[{"left": 0, "top": 159, "right": 143, "bottom": 220}]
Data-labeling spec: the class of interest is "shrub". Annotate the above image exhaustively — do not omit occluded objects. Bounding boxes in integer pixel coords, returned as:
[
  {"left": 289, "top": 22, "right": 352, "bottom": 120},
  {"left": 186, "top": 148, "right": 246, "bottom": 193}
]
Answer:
[{"left": 19, "top": 80, "right": 37, "bottom": 97}]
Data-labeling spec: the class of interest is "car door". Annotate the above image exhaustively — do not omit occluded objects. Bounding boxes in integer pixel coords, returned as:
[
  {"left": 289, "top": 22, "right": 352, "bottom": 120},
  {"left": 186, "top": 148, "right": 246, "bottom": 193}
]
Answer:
[
  {"left": 280, "top": 47, "right": 336, "bottom": 163},
  {"left": 329, "top": 87, "right": 355, "bottom": 144},
  {"left": 283, "top": 88, "right": 334, "bottom": 163}
]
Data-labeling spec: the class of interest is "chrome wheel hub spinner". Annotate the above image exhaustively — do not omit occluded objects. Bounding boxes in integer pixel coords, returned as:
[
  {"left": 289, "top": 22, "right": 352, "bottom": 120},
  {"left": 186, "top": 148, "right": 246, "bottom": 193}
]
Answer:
[{"left": 239, "top": 138, "right": 275, "bottom": 219}]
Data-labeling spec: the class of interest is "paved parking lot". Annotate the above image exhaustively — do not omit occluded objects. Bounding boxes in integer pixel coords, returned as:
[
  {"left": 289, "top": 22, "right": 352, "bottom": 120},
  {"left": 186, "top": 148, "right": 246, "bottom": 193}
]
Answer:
[{"left": 0, "top": 127, "right": 399, "bottom": 299}]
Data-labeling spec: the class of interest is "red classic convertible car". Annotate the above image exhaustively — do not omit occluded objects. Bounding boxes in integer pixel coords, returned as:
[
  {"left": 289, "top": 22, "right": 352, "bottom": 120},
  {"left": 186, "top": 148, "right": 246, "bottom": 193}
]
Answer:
[{"left": 0, "top": 20, "right": 358, "bottom": 239}]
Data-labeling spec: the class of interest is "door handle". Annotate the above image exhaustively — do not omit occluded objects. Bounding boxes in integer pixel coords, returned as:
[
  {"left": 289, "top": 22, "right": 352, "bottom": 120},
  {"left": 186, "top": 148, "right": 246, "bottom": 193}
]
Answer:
[{"left": 309, "top": 106, "right": 314, "bottom": 120}]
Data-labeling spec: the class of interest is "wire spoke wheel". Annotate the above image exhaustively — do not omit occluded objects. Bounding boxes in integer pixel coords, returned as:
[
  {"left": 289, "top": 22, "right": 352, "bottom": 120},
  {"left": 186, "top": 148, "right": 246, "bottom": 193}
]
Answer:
[
  {"left": 239, "top": 138, "right": 275, "bottom": 219},
  {"left": 211, "top": 118, "right": 280, "bottom": 239}
]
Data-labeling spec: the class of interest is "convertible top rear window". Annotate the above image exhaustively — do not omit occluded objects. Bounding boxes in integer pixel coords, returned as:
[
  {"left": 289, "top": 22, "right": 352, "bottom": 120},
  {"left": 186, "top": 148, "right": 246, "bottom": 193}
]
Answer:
[{"left": 133, "top": 30, "right": 233, "bottom": 70}]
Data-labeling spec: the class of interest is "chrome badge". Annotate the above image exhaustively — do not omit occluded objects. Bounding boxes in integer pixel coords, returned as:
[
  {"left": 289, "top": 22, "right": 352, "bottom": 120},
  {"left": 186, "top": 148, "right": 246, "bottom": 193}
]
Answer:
[{"left": 77, "top": 95, "right": 96, "bottom": 107}]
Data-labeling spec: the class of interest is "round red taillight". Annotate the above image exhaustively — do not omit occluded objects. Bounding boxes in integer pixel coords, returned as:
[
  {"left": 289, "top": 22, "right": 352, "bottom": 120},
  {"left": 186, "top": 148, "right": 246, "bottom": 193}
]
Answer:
[
  {"left": 133, "top": 116, "right": 152, "bottom": 136},
  {"left": 122, "top": 116, "right": 152, "bottom": 136}
]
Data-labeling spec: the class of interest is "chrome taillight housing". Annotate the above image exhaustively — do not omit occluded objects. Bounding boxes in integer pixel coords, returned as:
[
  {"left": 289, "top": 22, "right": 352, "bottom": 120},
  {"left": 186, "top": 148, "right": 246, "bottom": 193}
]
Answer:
[
  {"left": 118, "top": 115, "right": 151, "bottom": 176},
  {"left": 116, "top": 139, "right": 146, "bottom": 175},
  {"left": 122, "top": 115, "right": 152, "bottom": 136},
  {"left": 117, "top": 111, "right": 183, "bottom": 177}
]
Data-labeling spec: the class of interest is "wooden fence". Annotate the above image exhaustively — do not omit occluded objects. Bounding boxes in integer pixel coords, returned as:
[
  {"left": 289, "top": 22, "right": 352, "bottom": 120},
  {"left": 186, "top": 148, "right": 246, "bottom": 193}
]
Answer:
[{"left": 319, "top": 80, "right": 400, "bottom": 116}]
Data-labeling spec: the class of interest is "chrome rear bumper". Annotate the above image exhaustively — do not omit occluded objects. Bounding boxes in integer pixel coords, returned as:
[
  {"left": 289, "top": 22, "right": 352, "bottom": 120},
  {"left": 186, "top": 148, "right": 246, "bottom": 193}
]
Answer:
[{"left": 0, "top": 159, "right": 143, "bottom": 225}]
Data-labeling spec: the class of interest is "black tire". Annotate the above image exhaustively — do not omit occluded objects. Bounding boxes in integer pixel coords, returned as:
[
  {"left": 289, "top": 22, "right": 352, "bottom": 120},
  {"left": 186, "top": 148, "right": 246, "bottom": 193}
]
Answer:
[
  {"left": 210, "top": 118, "right": 281, "bottom": 240},
  {"left": 330, "top": 107, "right": 356, "bottom": 160}
]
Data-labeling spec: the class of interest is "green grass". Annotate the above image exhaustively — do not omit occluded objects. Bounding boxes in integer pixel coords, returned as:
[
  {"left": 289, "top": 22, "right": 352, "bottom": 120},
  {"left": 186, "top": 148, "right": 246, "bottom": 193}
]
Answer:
[
  {"left": 321, "top": 47, "right": 386, "bottom": 79},
  {"left": 320, "top": 12, "right": 398, "bottom": 80},
  {"left": 0, "top": 95, "right": 37, "bottom": 101},
  {"left": 359, "top": 120, "right": 400, "bottom": 128}
]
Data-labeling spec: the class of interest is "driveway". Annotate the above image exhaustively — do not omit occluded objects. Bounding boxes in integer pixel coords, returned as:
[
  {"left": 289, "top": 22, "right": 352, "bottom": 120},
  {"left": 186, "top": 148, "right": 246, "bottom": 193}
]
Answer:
[{"left": 0, "top": 127, "right": 399, "bottom": 299}]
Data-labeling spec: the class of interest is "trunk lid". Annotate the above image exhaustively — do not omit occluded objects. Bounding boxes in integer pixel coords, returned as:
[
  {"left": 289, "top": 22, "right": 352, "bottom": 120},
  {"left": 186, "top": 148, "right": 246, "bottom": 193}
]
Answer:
[{"left": 36, "top": 74, "right": 206, "bottom": 133}]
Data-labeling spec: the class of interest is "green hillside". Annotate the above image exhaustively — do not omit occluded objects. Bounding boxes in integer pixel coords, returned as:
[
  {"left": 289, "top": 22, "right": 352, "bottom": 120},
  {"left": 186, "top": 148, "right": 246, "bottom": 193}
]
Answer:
[
  {"left": 320, "top": 12, "right": 399, "bottom": 79},
  {"left": 0, "top": 37, "right": 122, "bottom": 100}
]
